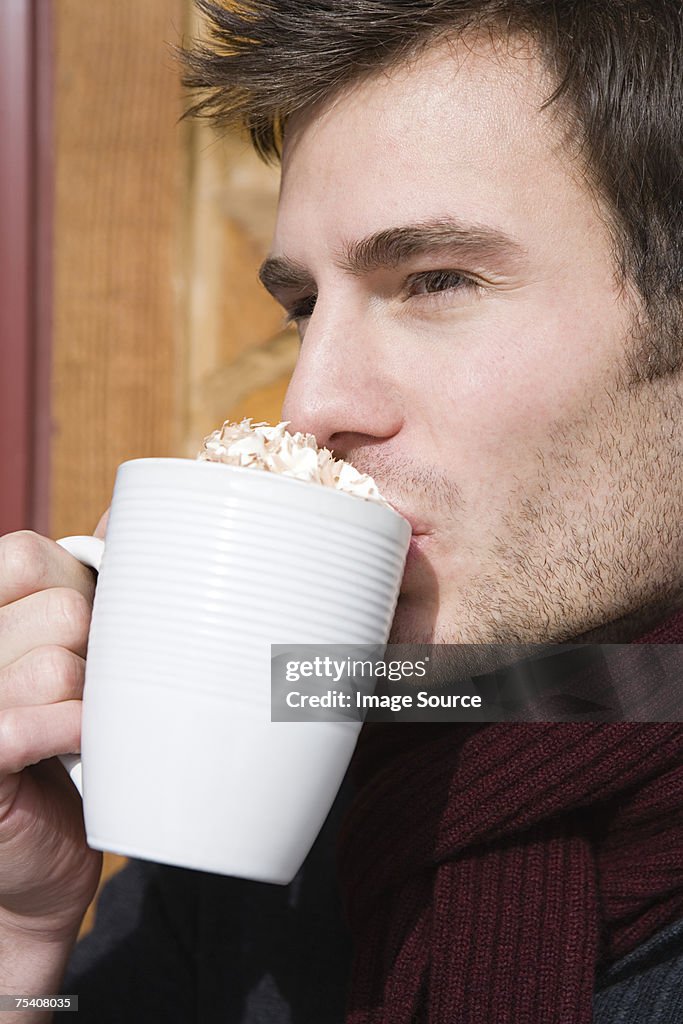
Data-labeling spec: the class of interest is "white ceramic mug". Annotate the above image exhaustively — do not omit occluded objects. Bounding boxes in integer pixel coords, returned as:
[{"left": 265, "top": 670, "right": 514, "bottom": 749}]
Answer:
[{"left": 56, "top": 457, "right": 410, "bottom": 883}]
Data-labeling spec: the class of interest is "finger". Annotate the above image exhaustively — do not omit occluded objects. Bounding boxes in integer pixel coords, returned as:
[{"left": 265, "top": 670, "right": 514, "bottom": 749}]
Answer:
[
  {"left": 0, "top": 647, "right": 85, "bottom": 712},
  {"left": 0, "top": 588, "right": 91, "bottom": 668},
  {"left": 93, "top": 508, "right": 110, "bottom": 540},
  {"left": 0, "top": 701, "right": 82, "bottom": 777},
  {"left": 0, "top": 531, "right": 96, "bottom": 608}
]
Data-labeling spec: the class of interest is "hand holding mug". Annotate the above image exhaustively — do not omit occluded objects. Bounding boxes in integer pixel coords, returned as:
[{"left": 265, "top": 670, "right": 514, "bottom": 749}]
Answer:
[{"left": 0, "top": 526, "right": 105, "bottom": 942}]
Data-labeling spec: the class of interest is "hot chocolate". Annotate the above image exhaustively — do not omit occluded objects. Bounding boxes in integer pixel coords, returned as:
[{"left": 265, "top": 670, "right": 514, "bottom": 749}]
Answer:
[{"left": 197, "top": 418, "right": 388, "bottom": 506}]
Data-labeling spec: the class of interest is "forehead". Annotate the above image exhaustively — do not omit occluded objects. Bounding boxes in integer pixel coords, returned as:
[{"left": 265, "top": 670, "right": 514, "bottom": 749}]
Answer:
[{"left": 275, "top": 34, "right": 575, "bottom": 253}]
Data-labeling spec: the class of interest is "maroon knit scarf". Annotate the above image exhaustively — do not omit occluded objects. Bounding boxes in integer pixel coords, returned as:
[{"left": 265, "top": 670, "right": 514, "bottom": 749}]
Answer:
[{"left": 338, "top": 610, "right": 683, "bottom": 1023}]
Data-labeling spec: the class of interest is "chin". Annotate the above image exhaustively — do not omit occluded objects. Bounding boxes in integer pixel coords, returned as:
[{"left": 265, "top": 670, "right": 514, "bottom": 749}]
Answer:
[{"left": 388, "top": 595, "right": 438, "bottom": 645}]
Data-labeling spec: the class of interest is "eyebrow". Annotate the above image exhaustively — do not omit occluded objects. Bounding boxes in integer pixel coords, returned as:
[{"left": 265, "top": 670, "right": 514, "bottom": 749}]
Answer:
[{"left": 258, "top": 218, "right": 526, "bottom": 298}]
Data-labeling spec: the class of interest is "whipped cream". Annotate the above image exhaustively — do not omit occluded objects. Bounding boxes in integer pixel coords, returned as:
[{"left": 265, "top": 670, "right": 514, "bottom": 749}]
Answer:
[{"left": 197, "top": 419, "right": 389, "bottom": 506}]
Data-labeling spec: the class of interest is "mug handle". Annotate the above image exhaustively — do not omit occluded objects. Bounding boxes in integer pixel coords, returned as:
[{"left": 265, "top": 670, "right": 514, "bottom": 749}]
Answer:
[{"left": 53, "top": 535, "right": 106, "bottom": 797}]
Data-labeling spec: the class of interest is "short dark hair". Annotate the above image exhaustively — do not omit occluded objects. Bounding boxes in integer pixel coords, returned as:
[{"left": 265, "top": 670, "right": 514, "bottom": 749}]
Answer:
[{"left": 181, "top": 1, "right": 683, "bottom": 380}]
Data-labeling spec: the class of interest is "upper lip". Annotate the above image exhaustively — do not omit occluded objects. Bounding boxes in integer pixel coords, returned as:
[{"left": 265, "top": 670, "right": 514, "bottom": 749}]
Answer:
[{"left": 386, "top": 503, "right": 433, "bottom": 536}]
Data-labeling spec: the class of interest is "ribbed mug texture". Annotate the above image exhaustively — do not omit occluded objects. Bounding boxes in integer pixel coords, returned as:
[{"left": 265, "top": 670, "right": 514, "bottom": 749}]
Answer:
[{"left": 80, "top": 458, "right": 410, "bottom": 881}]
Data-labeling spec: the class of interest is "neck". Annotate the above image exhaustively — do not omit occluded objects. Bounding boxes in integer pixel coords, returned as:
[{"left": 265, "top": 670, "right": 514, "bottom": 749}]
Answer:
[{"left": 573, "top": 588, "right": 683, "bottom": 643}]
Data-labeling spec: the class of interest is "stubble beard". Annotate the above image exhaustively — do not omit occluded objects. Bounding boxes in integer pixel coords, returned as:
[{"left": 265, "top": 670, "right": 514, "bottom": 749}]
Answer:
[
  {"left": 435, "top": 372, "right": 681, "bottom": 646},
  {"left": 387, "top": 364, "right": 682, "bottom": 647}
]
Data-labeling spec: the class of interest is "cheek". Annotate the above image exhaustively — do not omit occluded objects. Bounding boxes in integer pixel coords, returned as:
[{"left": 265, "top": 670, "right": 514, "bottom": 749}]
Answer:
[{"left": 405, "top": 304, "right": 620, "bottom": 488}]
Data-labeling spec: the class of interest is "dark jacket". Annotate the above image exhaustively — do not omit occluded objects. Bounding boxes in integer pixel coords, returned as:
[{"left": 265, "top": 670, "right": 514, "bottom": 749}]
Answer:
[{"left": 60, "top": 776, "right": 683, "bottom": 1023}]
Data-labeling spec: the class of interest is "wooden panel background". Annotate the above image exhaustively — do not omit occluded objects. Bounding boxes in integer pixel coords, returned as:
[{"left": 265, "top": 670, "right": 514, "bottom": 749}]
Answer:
[
  {"left": 52, "top": 0, "right": 185, "bottom": 539},
  {"left": 51, "top": 0, "right": 294, "bottom": 933}
]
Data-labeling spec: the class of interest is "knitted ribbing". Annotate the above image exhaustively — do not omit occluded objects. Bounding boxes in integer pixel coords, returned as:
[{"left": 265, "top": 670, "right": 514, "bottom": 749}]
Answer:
[{"left": 339, "top": 609, "right": 683, "bottom": 1023}]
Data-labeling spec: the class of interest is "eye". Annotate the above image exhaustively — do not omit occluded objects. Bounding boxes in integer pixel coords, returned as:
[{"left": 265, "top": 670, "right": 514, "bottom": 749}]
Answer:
[
  {"left": 406, "top": 270, "right": 475, "bottom": 297},
  {"left": 284, "top": 294, "right": 317, "bottom": 326}
]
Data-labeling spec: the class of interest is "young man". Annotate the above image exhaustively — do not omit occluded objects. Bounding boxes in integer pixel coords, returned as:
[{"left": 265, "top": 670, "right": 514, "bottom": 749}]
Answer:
[{"left": 0, "top": 2, "right": 681, "bottom": 1021}]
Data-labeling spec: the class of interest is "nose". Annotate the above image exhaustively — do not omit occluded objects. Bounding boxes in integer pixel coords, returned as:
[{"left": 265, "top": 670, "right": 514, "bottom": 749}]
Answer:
[{"left": 281, "top": 301, "right": 403, "bottom": 454}]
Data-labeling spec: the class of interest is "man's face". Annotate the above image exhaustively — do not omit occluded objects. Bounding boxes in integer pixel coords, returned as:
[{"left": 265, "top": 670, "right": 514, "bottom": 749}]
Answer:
[{"left": 263, "top": 35, "right": 681, "bottom": 644}]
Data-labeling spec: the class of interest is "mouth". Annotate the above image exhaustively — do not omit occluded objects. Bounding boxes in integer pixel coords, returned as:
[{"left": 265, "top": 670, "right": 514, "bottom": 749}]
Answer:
[
  {"left": 406, "top": 530, "right": 432, "bottom": 561},
  {"left": 387, "top": 505, "right": 435, "bottom": 586},
  {"left": 397, "top": 531, "right": 434, "bottom": 597},
  {"left": 388, "top": 503, "right": 434, "bottom": 539}
]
